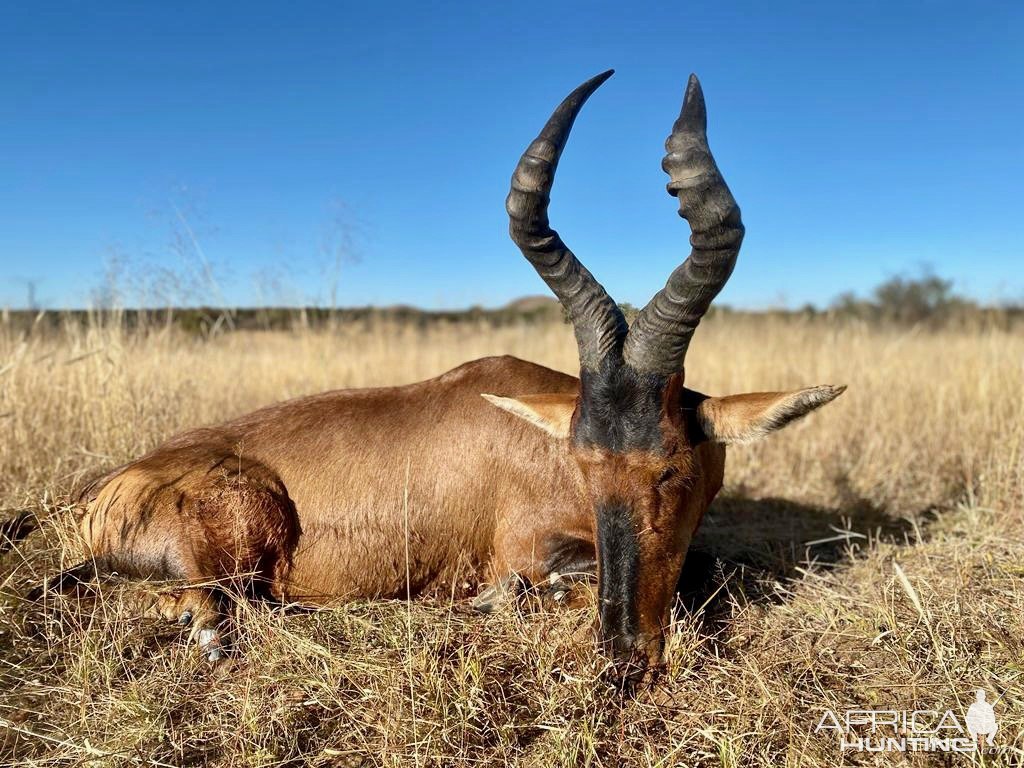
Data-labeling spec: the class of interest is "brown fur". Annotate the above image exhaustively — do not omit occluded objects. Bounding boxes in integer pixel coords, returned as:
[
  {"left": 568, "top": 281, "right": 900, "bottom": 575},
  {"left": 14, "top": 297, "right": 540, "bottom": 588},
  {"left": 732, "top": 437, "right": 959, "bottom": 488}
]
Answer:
[
  {"left": 74, "top": 357, "right": 584, "bottom": 602},
  {"left": 71, "top": 357, "right": 721, "bottom": 601},
  {"left": 57, "top": 354, "right": 838, "bottom": 666}
]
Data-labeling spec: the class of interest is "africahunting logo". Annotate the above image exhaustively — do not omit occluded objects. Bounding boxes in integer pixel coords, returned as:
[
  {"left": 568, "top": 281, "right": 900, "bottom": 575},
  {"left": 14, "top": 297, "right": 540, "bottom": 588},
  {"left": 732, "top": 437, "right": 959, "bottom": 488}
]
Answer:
[{"left": 815, "top": 690, "right": 999, "bottom": 753}]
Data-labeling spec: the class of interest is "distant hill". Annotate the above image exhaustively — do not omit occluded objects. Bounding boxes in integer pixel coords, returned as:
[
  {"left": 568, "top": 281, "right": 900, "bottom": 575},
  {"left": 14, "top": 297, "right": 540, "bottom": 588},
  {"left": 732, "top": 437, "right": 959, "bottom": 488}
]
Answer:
[{"left": 502, "top": 295, "right": 560, "bottom": 313}]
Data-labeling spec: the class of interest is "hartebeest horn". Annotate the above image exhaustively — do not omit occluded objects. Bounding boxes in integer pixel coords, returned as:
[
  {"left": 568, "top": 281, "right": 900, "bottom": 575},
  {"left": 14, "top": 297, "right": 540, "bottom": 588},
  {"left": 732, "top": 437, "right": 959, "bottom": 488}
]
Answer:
[
  {"left": 507, "top": 70, "right": 627, "bottom": 371},
  {"left": 622, "top": 74, "right": 745, "bottom": 376}
]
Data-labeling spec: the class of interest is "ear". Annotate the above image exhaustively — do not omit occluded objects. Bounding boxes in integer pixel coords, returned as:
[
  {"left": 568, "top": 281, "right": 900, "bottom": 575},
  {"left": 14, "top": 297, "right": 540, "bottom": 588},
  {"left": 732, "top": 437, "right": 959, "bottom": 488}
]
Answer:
[
  {"left": 481, "top": 393, "right": 576, "bottom": 439},
  {"left": 695, "top": 385, "right": 846, "bottom": 444}
]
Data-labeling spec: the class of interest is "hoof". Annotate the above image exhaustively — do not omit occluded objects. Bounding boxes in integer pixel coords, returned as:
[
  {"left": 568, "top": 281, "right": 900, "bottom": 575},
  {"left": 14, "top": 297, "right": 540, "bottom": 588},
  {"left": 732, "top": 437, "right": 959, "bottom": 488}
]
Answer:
[
  {"left": 472, "top": 574, "right": 527, "bottom": 614},
  {"left": 197, "top": 628, "right": 227, "bottom": 663},
  {"left": 538, "top": 570, "right": 597, "bottom": 610},
  {"left": 178, "top": 610, "right": 193, "bottom": 626},
  {"left": 471, "top": 584, "right": 501, "bottom": 614}
]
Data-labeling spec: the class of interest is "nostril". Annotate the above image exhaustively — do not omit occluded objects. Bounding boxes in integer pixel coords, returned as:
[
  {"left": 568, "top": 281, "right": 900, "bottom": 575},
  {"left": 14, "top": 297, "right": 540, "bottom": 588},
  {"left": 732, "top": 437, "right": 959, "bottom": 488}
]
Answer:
[
  {"left": 612, "top": 633, "right": 637, "bottom": 659},
  {"left": 599, "top": 630, "right": 640, "bottom": 663},
  {"left": 600, "top": 634, "right": 650, "bottom": 689},
  {"left": 597, "top": 629, "right": 661, "bottom": 665}
]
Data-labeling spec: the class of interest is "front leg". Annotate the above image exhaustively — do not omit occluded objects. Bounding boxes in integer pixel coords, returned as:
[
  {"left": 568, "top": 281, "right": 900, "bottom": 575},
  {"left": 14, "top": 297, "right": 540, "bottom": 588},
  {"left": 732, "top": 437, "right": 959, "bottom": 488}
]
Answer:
[
  {"left": 538, "top": 533, "right": 598, "bottom": 608},
  {"left": 474, "top": 514, "right": 597, "bottom": 614}
]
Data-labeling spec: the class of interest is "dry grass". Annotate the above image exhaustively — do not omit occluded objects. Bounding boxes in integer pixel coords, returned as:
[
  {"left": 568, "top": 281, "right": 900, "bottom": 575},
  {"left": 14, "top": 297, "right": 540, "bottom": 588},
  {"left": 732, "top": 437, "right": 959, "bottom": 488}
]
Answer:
[{"left": 0, "top": 313, "right": 1022, "bottom": 766}]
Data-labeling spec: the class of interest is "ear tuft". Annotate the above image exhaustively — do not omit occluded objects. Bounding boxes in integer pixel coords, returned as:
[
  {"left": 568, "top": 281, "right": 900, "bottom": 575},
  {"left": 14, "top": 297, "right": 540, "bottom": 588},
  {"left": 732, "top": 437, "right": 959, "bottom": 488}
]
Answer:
[
  {"left": 481, "top": 393, "right": 575, "bottom": 439},
  {"left": 697, "top": 385, "right": 846, "bottom": 444}
]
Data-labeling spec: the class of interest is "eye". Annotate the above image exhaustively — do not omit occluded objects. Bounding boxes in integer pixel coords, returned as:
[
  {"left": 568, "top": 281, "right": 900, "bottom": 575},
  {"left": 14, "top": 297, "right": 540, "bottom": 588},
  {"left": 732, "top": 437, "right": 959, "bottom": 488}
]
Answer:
[{"left": 657, "top": 466, "right": 677, "bottom": 485}]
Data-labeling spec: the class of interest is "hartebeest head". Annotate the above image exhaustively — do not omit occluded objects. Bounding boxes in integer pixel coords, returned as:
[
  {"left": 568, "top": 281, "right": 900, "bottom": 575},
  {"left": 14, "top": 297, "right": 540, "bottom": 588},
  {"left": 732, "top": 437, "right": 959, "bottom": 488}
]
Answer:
[{"left": 485, "top": 71, "right": 844, "bottom": 674}]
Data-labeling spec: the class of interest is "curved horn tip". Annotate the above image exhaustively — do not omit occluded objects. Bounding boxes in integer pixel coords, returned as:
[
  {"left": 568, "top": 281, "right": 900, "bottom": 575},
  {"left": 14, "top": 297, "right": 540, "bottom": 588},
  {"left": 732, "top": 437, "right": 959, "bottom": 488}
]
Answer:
[
  {"left": 575, "top": 69, "right": 615, "bottom": 98},
  {"left": 536, "top": 69, "right": 615, "bottom": 146},
  {"left": 675, "top": 73, "right": 707, "bottom": 134}
]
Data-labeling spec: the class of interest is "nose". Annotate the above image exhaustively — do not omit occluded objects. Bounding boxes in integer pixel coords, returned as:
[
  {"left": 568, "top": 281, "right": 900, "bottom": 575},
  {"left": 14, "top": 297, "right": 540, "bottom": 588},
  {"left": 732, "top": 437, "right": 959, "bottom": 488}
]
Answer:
[
  {"left": 603, "top": 629, "right": 638, "bottom": 663},
  {"left": 598, "top": 627, "right": 658, "bottom": 687}
]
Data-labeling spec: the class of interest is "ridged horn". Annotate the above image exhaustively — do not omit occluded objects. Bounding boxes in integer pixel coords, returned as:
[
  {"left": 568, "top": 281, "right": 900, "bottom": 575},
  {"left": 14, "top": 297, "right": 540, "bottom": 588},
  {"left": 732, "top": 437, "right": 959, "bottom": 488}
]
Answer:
[
  {"left": 622, "top": 74, "right": 745, "bottom": 376},
  {"left": 506, "top": 70, "right": 627, "bottom": 371}
]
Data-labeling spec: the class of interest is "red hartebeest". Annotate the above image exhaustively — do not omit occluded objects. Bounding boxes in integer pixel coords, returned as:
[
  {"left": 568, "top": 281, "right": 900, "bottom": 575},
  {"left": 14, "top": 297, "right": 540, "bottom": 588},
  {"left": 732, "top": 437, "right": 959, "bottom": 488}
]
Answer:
[{"left": 33, "top": 71, "right": 843, "bottom": 675}]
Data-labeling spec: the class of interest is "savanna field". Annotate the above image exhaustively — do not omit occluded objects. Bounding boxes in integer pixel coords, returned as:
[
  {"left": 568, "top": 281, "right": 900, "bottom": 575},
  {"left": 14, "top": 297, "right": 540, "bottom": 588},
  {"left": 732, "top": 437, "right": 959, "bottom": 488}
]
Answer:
[{"left": 1, "top": 311, "right": 1022, "bottom": 767}]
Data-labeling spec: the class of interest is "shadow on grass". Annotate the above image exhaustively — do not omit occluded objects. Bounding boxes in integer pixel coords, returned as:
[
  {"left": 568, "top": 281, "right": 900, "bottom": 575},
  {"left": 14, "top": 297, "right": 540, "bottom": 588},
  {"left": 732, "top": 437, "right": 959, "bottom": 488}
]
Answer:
[{"left": 676, "top": 491, "right": 921, "bottom": 616}]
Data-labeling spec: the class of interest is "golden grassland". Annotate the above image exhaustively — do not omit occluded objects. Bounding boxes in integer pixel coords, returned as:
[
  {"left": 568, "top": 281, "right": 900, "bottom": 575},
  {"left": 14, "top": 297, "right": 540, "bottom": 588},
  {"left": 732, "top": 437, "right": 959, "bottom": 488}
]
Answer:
[{"left": 0, "top": 313, "right": 1022, "bottom": 767}]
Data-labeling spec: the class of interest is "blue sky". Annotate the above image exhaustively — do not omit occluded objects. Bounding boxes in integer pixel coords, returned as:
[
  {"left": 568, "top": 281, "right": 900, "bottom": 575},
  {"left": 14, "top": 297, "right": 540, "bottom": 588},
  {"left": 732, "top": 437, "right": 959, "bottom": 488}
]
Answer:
[{"left": 1, "top": 2, "right": 1021, "bottom": 309}]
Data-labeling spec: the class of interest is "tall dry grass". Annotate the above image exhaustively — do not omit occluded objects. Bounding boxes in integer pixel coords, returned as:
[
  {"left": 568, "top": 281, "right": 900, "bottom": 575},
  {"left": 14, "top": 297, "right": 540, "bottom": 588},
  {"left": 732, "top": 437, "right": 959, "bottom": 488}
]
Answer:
[{"left": 1, "top": 314, "right": 1022, "bottom": 766}]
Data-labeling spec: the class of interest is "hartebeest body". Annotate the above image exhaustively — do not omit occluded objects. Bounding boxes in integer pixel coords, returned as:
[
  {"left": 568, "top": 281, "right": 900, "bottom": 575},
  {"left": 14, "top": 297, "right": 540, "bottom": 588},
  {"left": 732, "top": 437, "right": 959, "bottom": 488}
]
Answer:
[{"left": 38, "top": 71, "right": 843, "bottom": 673}]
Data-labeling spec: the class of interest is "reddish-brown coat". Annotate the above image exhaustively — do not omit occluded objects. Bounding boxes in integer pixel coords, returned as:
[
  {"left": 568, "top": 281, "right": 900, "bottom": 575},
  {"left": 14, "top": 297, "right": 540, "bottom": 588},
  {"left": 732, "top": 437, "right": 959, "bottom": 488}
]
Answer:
[{"left": 77, "top": 355, "right": 722, "bottom": 602}]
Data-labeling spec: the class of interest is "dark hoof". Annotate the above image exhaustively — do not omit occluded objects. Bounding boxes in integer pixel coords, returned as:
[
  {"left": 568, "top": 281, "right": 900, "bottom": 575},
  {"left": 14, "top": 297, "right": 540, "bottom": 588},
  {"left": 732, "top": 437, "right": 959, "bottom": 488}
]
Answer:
[
  {"left": 471, "top": 585, "right": 501, "bottom": 614},
  {"left": 471, "top": 574, "right": 528, "bottom": 614}
]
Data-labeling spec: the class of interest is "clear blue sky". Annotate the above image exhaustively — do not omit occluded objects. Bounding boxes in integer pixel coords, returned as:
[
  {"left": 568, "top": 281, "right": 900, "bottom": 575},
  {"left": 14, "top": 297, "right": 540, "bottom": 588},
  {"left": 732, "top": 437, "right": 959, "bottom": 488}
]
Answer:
[{"left": 1, "top": 1, "right": 1021, "bottom": 310}]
